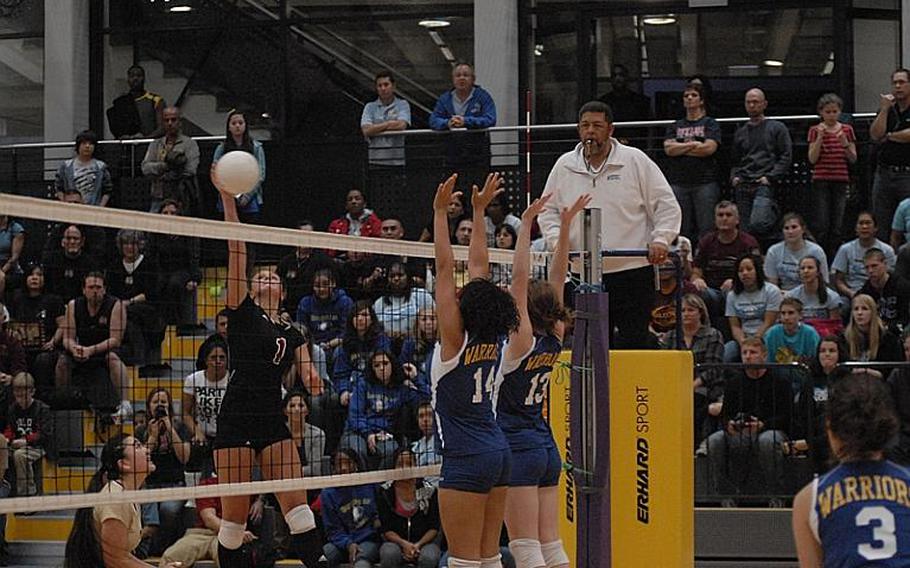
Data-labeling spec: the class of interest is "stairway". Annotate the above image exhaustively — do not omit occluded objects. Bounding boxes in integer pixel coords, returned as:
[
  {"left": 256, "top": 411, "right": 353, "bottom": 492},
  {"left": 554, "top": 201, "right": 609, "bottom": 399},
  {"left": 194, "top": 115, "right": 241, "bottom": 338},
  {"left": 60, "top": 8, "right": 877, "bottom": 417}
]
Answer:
[{"left": 104, "top": 43, "right": 225, "bottom": 138}]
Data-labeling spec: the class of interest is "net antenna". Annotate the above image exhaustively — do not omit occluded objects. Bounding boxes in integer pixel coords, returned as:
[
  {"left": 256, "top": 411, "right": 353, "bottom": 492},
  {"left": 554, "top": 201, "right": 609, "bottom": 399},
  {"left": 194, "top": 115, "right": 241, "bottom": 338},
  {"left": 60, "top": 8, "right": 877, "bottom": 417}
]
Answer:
[{"left": 525, "top": 89, "right": 533, "bottom": 209}]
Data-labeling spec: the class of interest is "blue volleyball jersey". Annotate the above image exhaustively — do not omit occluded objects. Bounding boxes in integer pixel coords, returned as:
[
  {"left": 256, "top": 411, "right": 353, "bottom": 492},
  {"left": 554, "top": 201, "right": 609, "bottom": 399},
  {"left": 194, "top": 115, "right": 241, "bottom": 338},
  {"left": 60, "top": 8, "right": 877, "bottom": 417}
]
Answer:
[
  {"left": 811, "top": 460, "right": 910, "bottom": 567},
  {"left": 496, "top": 334, "right": 562, "bottom": 451},
  {"left": 430, "top": 333, "right": 508, "bottom": 457}
]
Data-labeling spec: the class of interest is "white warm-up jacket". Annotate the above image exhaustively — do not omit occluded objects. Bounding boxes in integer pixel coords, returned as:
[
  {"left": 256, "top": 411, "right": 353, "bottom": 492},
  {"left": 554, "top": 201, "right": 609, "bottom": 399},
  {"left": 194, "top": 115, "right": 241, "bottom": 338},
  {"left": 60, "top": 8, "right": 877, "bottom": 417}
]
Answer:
[{"left": 538, "top": 139, "right": 682, "bottom": 274}]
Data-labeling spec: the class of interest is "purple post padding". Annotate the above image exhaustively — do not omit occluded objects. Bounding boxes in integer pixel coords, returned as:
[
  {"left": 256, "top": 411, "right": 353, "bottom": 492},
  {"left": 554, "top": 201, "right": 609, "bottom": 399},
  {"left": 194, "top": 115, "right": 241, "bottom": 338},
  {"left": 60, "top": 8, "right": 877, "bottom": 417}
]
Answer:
[{"left": 569, "top": 291, "right": 611, "bottom": 567}]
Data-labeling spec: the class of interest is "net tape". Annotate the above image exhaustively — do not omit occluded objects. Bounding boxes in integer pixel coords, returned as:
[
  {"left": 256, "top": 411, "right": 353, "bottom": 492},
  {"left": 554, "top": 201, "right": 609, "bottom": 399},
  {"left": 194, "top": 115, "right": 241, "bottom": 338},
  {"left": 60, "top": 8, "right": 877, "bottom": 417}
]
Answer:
[
  {"left": 0, "top": 464, "right": 441, "bottom": 514},
  {"left": 0, "top": 194, "right": 560, "bottom": 266}
]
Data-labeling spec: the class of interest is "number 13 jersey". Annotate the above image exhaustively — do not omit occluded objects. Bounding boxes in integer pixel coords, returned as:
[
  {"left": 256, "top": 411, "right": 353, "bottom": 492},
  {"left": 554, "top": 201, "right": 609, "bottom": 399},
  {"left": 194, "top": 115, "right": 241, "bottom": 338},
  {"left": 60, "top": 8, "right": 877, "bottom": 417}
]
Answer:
[
  {"left": 430, "top": 332, "right": 507, "bottom": 457},
  {"left": 811, "top": 459, "right": 910, "bottom": 567},
  {"left": 496, "top": 334, "right": 561, "bottom": 451}
]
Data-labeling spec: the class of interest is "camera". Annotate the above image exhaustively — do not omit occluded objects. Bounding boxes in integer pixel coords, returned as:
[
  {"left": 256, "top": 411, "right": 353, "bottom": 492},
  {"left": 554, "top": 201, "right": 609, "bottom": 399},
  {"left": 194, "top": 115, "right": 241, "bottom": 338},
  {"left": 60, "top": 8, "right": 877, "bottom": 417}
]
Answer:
[{"left": 154, "top": 407, "right": 168, "bottom": 419}]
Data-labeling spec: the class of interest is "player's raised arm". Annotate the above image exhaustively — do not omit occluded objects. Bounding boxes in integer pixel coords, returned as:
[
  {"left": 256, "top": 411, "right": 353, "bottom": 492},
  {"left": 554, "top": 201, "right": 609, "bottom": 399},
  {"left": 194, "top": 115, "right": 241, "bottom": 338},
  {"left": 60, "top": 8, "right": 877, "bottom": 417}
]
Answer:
[
  {"left": 468, "top": 172, "right": 504, "bottom": 280},
  {"left": 505, "top": 195, "right": 551, "bottom": 359},
  {"left": 212, "top": 166, "right": 247, "bottom": 310},
  {"left": 550, "top": 194, "right": 592, "bottom": 308},
  {"left": 433, "top": 174, "right": 465, "bottom": 358}
]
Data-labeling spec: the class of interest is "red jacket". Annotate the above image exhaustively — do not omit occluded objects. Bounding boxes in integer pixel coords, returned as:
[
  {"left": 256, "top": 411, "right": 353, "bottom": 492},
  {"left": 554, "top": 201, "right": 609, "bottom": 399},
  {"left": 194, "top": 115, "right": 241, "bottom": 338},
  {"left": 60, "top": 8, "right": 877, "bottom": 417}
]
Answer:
[
  {"left": 327, "top": 210, "right": 382, "bottom": 239},
  {"left": 327, "top": 210, "right": 382, "bottom": 256}
]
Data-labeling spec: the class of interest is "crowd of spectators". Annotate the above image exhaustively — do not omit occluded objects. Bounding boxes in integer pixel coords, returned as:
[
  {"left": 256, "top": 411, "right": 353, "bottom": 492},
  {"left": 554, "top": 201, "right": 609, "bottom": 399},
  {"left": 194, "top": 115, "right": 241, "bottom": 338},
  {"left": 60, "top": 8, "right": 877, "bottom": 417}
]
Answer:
[{"left": 8, "top": 62, "right": 910, "bottom": 560}]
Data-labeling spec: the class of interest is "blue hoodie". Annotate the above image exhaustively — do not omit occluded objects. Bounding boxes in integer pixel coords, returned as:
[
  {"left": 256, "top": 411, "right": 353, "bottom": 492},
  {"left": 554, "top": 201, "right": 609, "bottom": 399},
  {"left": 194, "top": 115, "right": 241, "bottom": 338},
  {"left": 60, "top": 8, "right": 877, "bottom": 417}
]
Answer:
[
  {"left": 331, "top": 333, "right": 391, "bottom": 395},
  {"left": 297, "top": 288, "right": 354, "bottom": 345},
  {"left": 320, "top": 484, "right": 381, "bottom": 549},
  {"left": 346, "top": 375, "right": 427, "bottom": 435},
  {"left": 399, "top": 338, "right": 435, "bottom": 380}
]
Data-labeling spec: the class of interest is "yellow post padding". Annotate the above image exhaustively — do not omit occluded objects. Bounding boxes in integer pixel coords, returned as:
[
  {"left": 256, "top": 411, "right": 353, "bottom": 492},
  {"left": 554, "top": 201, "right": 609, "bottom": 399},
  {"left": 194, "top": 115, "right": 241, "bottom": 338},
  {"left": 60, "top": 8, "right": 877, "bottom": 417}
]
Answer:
[{"left": 550, "top": 350, "right": 694, "bottom": 567}]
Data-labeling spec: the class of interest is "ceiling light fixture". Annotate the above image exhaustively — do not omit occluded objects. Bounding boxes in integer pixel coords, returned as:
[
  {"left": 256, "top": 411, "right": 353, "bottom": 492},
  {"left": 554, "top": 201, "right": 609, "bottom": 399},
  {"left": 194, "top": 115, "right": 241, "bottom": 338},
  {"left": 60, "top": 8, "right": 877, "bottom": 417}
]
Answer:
[
  {"left": 168, "top": 5, "right": 193, "bottom": 12},
  {"left": 642, "top": 14, "right": 676, "bottom": 25},
  {"left": 418, "top": 19, "right": 450, "bottom": 29},
  {"left": 763, "top": 59, "right": 784, "bottom": 67}
]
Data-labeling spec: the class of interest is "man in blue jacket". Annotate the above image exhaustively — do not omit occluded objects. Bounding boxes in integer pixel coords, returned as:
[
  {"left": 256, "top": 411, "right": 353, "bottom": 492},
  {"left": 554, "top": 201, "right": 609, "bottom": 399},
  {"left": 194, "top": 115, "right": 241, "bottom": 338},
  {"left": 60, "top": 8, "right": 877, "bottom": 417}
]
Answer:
[{"left": 429, "top": 62, "right": 497, "bottom": 191}]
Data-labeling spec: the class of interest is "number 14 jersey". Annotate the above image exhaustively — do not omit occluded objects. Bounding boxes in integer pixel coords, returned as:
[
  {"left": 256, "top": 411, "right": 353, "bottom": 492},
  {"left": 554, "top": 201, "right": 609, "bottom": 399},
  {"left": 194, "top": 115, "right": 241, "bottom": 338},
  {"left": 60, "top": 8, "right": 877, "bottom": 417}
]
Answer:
[
  {"left": 811, "top": 460, "right": 910, "bottom": 567},
  {"left": 496, "top": 333, "right": 562, "bottom": 451},
  {"left": 430, "top": 332, "right": 508, "bottom": 458}
]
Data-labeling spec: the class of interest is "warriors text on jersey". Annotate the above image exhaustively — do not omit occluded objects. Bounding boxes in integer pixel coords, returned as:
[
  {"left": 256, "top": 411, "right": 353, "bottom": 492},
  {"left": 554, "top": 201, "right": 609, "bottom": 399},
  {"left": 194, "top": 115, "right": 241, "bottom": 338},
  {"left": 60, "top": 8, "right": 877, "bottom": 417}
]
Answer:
[
  {"left": 430, "top": 333, "right": 507, "bottom": 457},
  {"left": 810, "top": 460, "right": 910, "bottom": 567}
]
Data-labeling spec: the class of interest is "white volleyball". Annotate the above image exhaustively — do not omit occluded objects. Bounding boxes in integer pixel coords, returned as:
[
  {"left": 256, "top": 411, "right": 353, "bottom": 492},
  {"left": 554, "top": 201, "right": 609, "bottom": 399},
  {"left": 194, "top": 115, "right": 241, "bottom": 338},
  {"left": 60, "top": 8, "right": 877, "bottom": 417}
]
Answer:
[{"left": 215, "top": 150, "right": 259, "bottom": 196}]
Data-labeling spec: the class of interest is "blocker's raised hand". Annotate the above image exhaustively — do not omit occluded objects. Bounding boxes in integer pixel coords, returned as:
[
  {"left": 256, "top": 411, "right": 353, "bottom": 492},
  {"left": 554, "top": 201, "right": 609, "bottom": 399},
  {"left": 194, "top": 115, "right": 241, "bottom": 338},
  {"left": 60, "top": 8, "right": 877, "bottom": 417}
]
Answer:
[
  {"left": 560, "top": 193, "right": 593, "bottom": 228},
  {"left": 432, "top": 173, "right": 460, "bottom": 213},
  {"left": 471, "top": 172, "right": 504, "bottom": 212},
  {"left": 521, "top": 194, "right": 552, "bottom": 224}
]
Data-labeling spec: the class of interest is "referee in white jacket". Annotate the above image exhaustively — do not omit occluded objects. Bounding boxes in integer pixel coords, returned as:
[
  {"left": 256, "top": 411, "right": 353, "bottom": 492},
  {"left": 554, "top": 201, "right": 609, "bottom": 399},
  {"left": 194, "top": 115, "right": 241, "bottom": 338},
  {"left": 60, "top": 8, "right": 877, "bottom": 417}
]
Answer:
[{"left": 539, "top": 100, "right": 682, "bottom": 349}]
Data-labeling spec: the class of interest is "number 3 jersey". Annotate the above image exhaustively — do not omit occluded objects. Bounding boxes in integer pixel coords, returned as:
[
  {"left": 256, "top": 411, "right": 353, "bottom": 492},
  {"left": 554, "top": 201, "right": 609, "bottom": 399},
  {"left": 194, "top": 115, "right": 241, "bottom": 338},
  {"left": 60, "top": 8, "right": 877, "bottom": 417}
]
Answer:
[
  {"left": 810, "top": 460, "right": 910, "bottom": 567},
  {"left": 219, "top": 295, "right": 305, "bottom": 421},
  {"left": 496, "top": 334, "right": 561, "bottom": 451},
  {"left": 430, "top": 332, "right": 508, "bottom": 457}
]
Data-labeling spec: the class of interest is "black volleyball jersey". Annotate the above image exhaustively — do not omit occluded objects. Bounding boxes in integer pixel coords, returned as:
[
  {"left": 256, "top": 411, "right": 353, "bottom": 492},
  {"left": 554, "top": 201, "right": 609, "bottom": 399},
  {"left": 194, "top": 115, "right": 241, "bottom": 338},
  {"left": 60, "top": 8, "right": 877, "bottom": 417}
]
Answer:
[{"left": 219, "top": 296, "right": 305, "bottom": 419}]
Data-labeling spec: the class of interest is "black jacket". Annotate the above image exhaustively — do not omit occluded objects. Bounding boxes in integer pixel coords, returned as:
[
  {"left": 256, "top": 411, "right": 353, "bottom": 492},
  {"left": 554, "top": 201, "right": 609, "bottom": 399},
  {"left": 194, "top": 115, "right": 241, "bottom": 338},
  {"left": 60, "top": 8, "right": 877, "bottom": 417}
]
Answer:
[{"left": 377, "top": 480, "right": 440, "bottom": 544}]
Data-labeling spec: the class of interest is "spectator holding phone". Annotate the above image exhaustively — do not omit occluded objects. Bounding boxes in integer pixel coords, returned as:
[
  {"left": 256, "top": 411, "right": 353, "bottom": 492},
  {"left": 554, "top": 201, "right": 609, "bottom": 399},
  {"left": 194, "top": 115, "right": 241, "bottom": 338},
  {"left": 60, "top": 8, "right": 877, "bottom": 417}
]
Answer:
[{"left": 134, "top": 387, "right": 192, "bottom": 557}]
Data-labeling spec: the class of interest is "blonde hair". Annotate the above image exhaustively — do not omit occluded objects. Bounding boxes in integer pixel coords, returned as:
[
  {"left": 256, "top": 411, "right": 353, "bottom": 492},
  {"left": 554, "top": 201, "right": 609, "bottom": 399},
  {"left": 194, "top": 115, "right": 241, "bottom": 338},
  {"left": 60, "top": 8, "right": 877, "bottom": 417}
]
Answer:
[
  {"left": 682, "top": 293, "right": 709, "bottom": 326},
  {"left": 11, "top": 372, "right": 34, "bottom": 390},
  {"left": 845, "top": 294, "right": 885, "bottom": 360}
]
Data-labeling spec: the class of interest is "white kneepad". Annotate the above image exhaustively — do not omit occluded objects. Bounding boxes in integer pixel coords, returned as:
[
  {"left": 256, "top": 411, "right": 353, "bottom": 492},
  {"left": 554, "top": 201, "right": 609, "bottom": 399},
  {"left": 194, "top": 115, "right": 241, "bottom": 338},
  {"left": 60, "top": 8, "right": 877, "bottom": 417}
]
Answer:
[
  {"left": 541, "top": 540, "right": 569, "bottom": 567},
  {"left": 448, "top": 557, "right": 482, "bottom": 568},
  {"left": 217, "top": 519, "right": 247, "bottom": 550},
  {"left": 284, "top": 503, "right": 317, "bottom": 534},
  {"left": 480, "top": 553, "right": 503, "bottom": 568},
  {"left": 509, "top": 538, "right": 545, "bottom": 568}
]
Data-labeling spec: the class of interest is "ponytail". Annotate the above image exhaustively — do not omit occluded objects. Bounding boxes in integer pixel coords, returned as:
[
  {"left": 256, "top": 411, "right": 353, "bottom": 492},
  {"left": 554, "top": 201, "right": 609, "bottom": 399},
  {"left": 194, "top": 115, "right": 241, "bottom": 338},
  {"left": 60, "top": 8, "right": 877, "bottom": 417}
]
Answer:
[{"left": 64, "top": 434, "right": 128, "bottom": 568}]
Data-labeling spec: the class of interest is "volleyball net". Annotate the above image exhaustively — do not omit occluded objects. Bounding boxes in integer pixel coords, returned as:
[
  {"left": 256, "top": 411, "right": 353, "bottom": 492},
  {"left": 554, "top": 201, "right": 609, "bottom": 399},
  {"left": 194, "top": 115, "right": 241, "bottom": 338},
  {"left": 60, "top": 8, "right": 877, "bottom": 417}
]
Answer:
[{"left": 0, "top": 192, "right": 560, "bottom": 517}]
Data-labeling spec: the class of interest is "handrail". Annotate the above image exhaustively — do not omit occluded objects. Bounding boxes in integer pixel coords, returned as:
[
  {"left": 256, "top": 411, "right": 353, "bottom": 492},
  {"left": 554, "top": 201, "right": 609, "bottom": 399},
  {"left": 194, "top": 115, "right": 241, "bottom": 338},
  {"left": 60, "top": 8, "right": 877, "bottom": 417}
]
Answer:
[
  {"left": 0, "top": 112, "right": 879, "bottom": 151},
  {"left": 336, "top": 112, "right": 879, "bottom": 137},
  {"left": 0, "top": 135, "right": 228, "bottom": 150},
  {"left": 835, "top": 361, "right": 910, "bottom": 370},
  {"left": 696, "top": 361, "right": 811, "bottom": 372}
]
